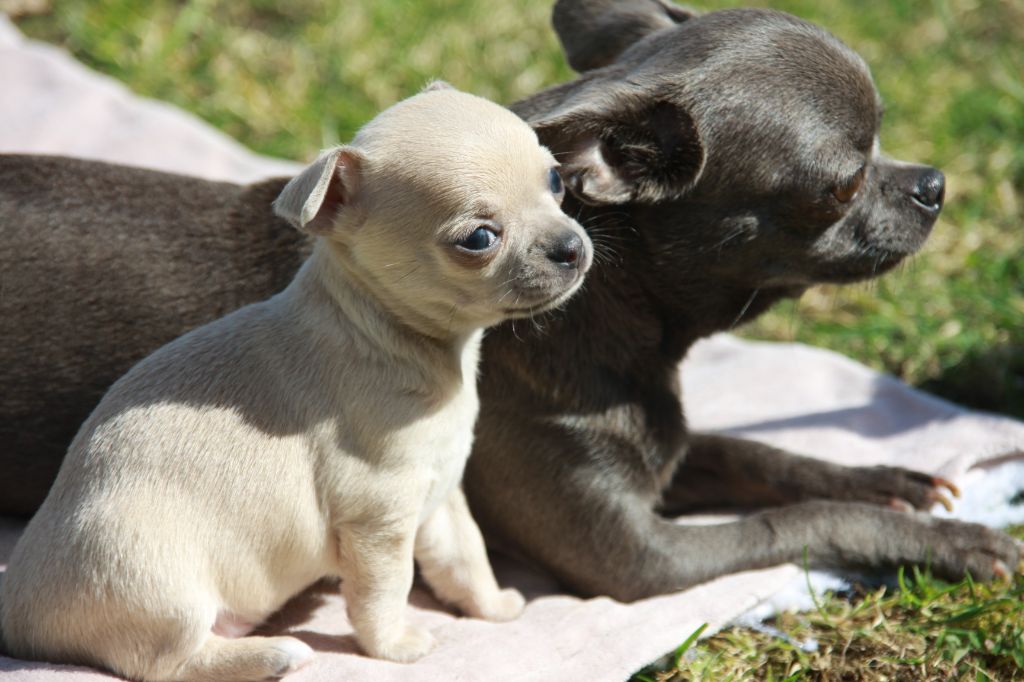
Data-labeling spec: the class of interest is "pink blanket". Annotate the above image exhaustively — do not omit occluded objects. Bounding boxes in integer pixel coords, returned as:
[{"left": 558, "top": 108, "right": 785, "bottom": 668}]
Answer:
[{"left": 2, "top": 15, "right": 1022, "bottom": 681}]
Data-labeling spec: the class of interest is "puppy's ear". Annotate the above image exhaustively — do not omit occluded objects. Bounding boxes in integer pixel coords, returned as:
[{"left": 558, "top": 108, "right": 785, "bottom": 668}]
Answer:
[
  {"left": 535, "top": 96, "right": 703, "bottom": 205},
  {"left": 273, "top": 147, "right": 364, "bottom": 234},
  {"left": 553, "top": 0, "right": 697, "bottom": 72}
]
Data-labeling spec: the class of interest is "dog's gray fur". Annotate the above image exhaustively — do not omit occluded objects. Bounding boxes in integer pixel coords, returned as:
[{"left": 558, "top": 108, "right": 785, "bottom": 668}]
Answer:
[
  {"left": 0, "top": 158, "right": 309, "bottom": 516},
  {"left": 1, "top": 1, "right": 1018, "bottom": 601},
  {"left": 466, "top": 1, "right": 1017, "bottom": 599}
]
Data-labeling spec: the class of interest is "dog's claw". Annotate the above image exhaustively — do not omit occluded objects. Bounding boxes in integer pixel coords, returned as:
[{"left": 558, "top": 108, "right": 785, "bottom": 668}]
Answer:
[
  {"left": 992, "top": 560, "right": 1011, "bottom": 582},
  {"left": 928, "top": 490, "right": 955, "bottom": 512},
  {"left": 933, "top": 476, "right": 960, "bottom": 498}
]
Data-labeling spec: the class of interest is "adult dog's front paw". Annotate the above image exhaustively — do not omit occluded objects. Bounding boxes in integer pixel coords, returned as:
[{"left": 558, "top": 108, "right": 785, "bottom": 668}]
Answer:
[
  {"left": 847, "top": 465, "right": 959, "bottom": 512},
  {"left": 923, "top": 517, "right": 1021, "bottom": 582},
  {"left": 362, "top": 624, "right": 437, "bottom": 663},
  {"left": 469, "top": 587, "right": 526, "bottom": 621}
]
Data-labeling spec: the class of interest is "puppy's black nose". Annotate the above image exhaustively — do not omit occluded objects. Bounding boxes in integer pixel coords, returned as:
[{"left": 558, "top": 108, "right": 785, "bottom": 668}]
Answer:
[
  {"left": 547, "top": 232, "right": 584, "bottom": 268},
  {"left": 911, "top": 168, "right": 945, "bottom": 213}
]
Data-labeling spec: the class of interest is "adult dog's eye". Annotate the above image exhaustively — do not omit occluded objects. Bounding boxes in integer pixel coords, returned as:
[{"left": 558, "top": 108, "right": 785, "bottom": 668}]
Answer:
[
  {"left": 833, "top": 166, "right": 866, "bottom": 203},
  {"left": 457, "top": 226, "right": 498, "bottom": 251},
  {"left": 549, "top": 167, "right": 564, "bottom": 196}
]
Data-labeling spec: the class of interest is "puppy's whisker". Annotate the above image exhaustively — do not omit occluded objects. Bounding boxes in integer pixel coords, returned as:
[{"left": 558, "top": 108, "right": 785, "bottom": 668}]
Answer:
[
  {"left": 582, "top": 212, "right": 631, "bottom": 227},
  {"left": 587, "top": 236, "right": 628, "bottom": 255},
  {"left": 584, "top": 225, "right": 630, "bottom": 240},
  {"left": 505, "top": 292, "right": 529, "bottom": 342},
  {"left": 380, "top": 260, "right": 418, "bottom": 269},
  {"left": 446, "top": 303, "right": 458, "bottom": 335},
  {"left": 393, "top": 265, "right": 420, "bottom": 285},
  {"left": 589, "top": 237, "right": 622, "bottom": 267},
  {"left": 495, "top": 274, "right": 521, "bottom": 298}
]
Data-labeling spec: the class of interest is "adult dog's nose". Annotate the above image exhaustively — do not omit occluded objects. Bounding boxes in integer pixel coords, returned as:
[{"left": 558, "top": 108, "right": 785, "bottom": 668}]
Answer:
[
  {"left": 911, "top": 168, "right": 945, "bottom": 213},
  {"left": 547, "top": 232, "right": 584, "bottom": 268}
]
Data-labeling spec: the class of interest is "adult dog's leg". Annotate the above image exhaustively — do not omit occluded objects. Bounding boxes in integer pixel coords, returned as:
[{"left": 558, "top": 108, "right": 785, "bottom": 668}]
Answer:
[
  {"left": 660, "top": 433, "right": 958, "bottom": 514},
  {"left": 468, "top": 437, "right": 1017, "bottom": 601}
]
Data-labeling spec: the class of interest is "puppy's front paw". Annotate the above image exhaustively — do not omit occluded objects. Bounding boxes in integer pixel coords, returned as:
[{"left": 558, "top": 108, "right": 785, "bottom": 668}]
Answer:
[
  {"left": 472, "top": 587, "right": 526, "bottom": 622},
  {"left": 364, "top": 624, "right": 437, "bottom": 663},
  {"left": 270, "top": 637, "right": 316, "bottom": 675}
]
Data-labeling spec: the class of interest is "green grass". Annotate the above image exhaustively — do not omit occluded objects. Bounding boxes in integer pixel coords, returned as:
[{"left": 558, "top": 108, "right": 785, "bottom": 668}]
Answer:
[
  {"left": 10, "top": 0, "right": 1023, "bottom": 678},
  {"left": 633, "top": 527, "right": 1024, "bottom": 681},
  {"left": 16, "top": 0, "right": 572, "bottom": 158}
]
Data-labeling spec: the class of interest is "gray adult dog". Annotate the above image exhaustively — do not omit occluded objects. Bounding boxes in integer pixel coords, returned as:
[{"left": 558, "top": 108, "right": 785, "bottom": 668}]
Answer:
[{"left": 1, "top": 0, "right": 1019, "bottom": 600}]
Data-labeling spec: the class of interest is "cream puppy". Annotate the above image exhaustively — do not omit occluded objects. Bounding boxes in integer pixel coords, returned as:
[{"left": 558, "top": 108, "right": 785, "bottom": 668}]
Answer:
[{"left": 0, "top": 83, "right": 592, "bottom": 681}]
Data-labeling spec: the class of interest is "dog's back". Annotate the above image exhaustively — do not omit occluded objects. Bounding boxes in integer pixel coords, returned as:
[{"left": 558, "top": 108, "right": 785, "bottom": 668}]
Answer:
[{"left": 0, "top": 155, "right": 308, "bottom": 515}]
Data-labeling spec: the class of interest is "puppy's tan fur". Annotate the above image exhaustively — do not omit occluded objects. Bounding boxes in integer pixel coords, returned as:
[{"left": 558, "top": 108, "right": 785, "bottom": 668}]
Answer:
[{"left": 0, "top": 85, "right": 591, "bottom": 680}]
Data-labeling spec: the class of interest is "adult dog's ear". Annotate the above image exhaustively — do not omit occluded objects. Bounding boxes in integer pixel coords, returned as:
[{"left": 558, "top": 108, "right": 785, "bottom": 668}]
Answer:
[
  {"left": 534, "top": 94, "right": 704, "bottom": 206},
  {"left": 553, "top": 0, "right": 697, "bottom": 72},
  {"left": 273, "top": 147, "right": 365, "bottom": 234}
]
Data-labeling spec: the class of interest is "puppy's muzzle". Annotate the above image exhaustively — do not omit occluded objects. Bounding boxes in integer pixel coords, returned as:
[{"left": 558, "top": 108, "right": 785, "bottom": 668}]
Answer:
[{"left": 910, "top": 168, "right": 945, "bottom": 215}]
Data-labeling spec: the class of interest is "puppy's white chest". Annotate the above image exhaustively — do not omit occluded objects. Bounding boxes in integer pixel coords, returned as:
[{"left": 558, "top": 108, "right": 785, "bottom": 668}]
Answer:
[{"left": 417, "top": 386, "right": 479, "bottom": 518}]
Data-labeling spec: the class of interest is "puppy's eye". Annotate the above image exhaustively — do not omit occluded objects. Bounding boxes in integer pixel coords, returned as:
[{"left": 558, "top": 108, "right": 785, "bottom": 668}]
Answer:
[
  {"left": 833, "top": 166, "right": 866, "bottom": 203},
  {"left": 457, "top": 226, "right": 499, "bottom": 251},
  {"left": 549, "top": 167, "right": 564, "bottom": 196}
]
